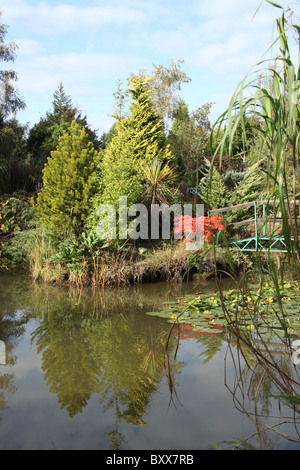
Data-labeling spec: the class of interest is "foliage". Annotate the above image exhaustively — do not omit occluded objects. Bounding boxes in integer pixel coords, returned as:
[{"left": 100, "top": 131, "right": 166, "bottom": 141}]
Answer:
[
  {"left": 1, "top": 228, "right": 35, "bottom": 268},
  {"left": 89, "top": 77, "right": 175, "bottom": 234},
  {"left": 130, "top": 60, "right": 191, "bottom": 126},
  {"left": 0, "top": 157, "right": 40, "bottom": 194},
  {"left": 0, "top": 118, "right": 28, "bottom": 161},
  {"left": 172, "top": 214, "right": 225, "bottom": 244},
  {"left": 168, "top": 100, "right": 214, "bottom": 182},
  {"left": 212, "top": 3, "right": 300, "bottom": 261},
  {"left": 0, "top": 11, "right": 25, "bottom": 118},
  {"left": 36, "top": 121, "right": 99, "bottom": 237},
  {"left": 0, "top": 197, "right": 36, "bottom": 233},
  {"left": 141, "top": 157, "right": 178, "bottom": 206},
  {"left": 0, "top": 196, "right": 37, "bottom": 267},
  {"left": 199, "top": 161, "right": 231, "bottom": 210},
  {"left": 49, "top": 231, "right": 108, "bottom": 265},
  {"left": 27, "top": 83, "right": 100, "bottom": 167}
]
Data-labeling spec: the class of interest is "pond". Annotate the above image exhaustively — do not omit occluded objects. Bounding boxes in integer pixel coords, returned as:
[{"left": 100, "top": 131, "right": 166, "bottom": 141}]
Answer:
[{"left": 0, "top": 272, "right": 300, "bottom": 451}]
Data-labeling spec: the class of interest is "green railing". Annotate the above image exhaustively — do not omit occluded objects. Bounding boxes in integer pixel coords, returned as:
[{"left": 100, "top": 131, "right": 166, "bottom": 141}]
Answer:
[{"left": 209, "top": 200, "right": 299, "bottom": 253}]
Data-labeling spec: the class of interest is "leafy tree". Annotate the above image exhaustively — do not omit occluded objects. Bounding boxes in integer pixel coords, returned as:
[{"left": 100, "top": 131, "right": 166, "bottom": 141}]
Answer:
[
  {"left": 168, "top": 100, "right": 214, "bottom": 183},
  {"left": 36, "top": 121, "right": 99, "bottom": 237},
  {"left": 0, "top": 11, "right": 25, "bottom": 118},
  {"left": 130, "top": 60, "right": 191, "bottom": 128},
  {"left": 0, "top": 119, "right": 40, "bottom": 195},
  {"left": 0, "top": 118, "right": 28, "bottom": 161}
]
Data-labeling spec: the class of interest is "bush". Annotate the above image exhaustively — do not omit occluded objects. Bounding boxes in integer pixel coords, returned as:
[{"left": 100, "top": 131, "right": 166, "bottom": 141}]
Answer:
[
  {"left": 0, "top": 196, "right": 37, "bottom": 268},
  {"left": 36, "top": 121, "right": 100, "bottom": 237}
]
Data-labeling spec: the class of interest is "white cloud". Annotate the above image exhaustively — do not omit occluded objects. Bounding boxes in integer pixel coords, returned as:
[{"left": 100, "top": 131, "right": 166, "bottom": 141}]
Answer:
[
  {"left": 1, "top": 0, "right": 299, "bottom": 132},
  {"left": 14, "top": 38, "right": 45, "bottom": 56},
  {"left": 1, "top": 0, "right": 146, "bottom": 35},
  {"left": 16, "top": 50, "right": 142, "bottom": 93}
]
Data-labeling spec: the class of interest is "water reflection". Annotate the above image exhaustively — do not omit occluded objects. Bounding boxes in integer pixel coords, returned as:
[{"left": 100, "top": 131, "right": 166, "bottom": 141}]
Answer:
[
  {"left": 219, "top": 331, "right": 300, "bottom": 448},
  {"left": 0, "top": 273, "right": 300, "bottom": 449},
  {"left": 1, "top": 275, "right": 189, "bottom": 449},
  {"left": 0, "top": 278, "right": 28, "bottom": 427}
]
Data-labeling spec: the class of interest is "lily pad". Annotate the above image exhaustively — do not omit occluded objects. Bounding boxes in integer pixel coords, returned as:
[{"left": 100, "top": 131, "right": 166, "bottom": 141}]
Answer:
[{"left": 146, "top": 279, "right": 300, "bottom": 338}]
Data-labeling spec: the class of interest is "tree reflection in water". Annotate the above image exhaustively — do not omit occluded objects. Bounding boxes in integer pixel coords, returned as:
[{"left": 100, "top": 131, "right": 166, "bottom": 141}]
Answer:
[
  {"left": 23, "top": 281, "right": 184, "bottom": 448},
  {"left": 2, "top": 275, "right": 300, "bottom": 449},
  {"left": 0, "top": 281, "right": 27, "bottom": 425}
]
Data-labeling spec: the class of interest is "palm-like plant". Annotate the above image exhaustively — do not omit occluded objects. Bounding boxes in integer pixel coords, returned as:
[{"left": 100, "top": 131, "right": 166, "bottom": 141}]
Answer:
[{"left": 142, "top": 157, "right": 176, "bottom": 206}]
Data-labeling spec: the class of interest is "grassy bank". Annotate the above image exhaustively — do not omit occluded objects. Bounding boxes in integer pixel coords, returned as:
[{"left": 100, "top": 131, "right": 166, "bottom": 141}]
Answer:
[
  {"left": 29, "top": 242, "right": 258, "bottom": 287},
  {"left": 0, "top": 194, "right": 286, "bottom": 287}
]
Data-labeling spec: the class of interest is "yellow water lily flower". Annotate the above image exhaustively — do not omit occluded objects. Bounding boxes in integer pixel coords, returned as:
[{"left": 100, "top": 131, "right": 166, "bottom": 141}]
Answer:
[
  {"left": 203, "top": 310, "right": 212, "bottom": 315},
  {"left": 246, "top": 324, "right": 254, "bottom": 329}
]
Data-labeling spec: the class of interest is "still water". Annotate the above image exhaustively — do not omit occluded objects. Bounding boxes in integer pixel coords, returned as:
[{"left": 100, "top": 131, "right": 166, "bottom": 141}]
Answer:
[{"left": 0, "top": 272, "right": 300, "bottom": 450}]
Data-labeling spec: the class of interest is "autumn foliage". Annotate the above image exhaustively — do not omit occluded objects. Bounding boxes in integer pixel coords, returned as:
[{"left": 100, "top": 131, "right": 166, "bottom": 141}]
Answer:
[{"left": 172, "top": 214, "right": 225, "bottom": 244}]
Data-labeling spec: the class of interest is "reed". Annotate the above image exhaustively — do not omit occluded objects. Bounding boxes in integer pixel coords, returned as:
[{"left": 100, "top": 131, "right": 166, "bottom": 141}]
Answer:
[
  {"left": 206, "top": 2, "right": 299, "bottom": 317},
  {"left": 29, "top": 228, "right": 57, "bottom": 280},
  {"left": 211, "top": 2, "right": 299, "bottom": 267},
  {"left": 164, "top": 4, "right": 300, "bottom": 384}
]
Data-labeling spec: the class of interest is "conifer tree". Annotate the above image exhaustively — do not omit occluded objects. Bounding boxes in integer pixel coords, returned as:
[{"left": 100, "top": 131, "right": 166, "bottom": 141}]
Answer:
[
  {"left": 122, "top": 76, "right": 172, "bottom": 165},
  {"left": 52, "top": 82, "right": 72, "bottom": 118},
  {"left": 89, "top": 77, "right": 174, "bottom": 232},
  {"left": 227, "top": 162, "right": 264, "bottom": 223},
  {"left": 200, "top": 160, "right": 230, "bottom": 210},
  {"left": 27, "top": 83, "right": 100, "bottom": 169},
  {"left": 36, "top": 121, "right": 99, "bottom": 236}
]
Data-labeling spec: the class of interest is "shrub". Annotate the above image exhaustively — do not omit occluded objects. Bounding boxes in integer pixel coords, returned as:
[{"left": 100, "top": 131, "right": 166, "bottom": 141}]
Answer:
[{"left": 36, "top": 121, "right": 100, "bottom": 237}]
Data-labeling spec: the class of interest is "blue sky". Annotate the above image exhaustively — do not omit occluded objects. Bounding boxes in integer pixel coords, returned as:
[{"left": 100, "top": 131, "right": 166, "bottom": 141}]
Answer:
[{"left": 1, "top": 0, "right": 299, "bottom": 135}]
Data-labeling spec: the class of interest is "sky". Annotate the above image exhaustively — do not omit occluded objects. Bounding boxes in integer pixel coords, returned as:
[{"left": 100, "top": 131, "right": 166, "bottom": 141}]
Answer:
[{"left": 0, "top": 0, "right": 299, "bottom": 136}]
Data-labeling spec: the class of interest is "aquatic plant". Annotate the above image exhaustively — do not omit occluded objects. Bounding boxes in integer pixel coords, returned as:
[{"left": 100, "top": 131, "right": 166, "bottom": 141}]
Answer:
[{"left": 147, "top": 280, "right": 300, "bottom": 338}]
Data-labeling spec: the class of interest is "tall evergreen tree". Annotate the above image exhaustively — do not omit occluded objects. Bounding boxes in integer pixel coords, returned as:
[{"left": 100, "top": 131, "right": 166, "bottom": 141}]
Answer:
[
  {"left": 199, "top": 159, "right": 230, "bottom": 210},
  {"left": 36, "top": 121, "right": 99, "bottom": 236},
  {"left": 52, "top": 82, "right": 72, "bottom": 118},
  {"left": 89, "top": 77, "right": 174, "bottom": 234},
  {"left": 27, "top": 83, "right": 100, "bottom": 179}
]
